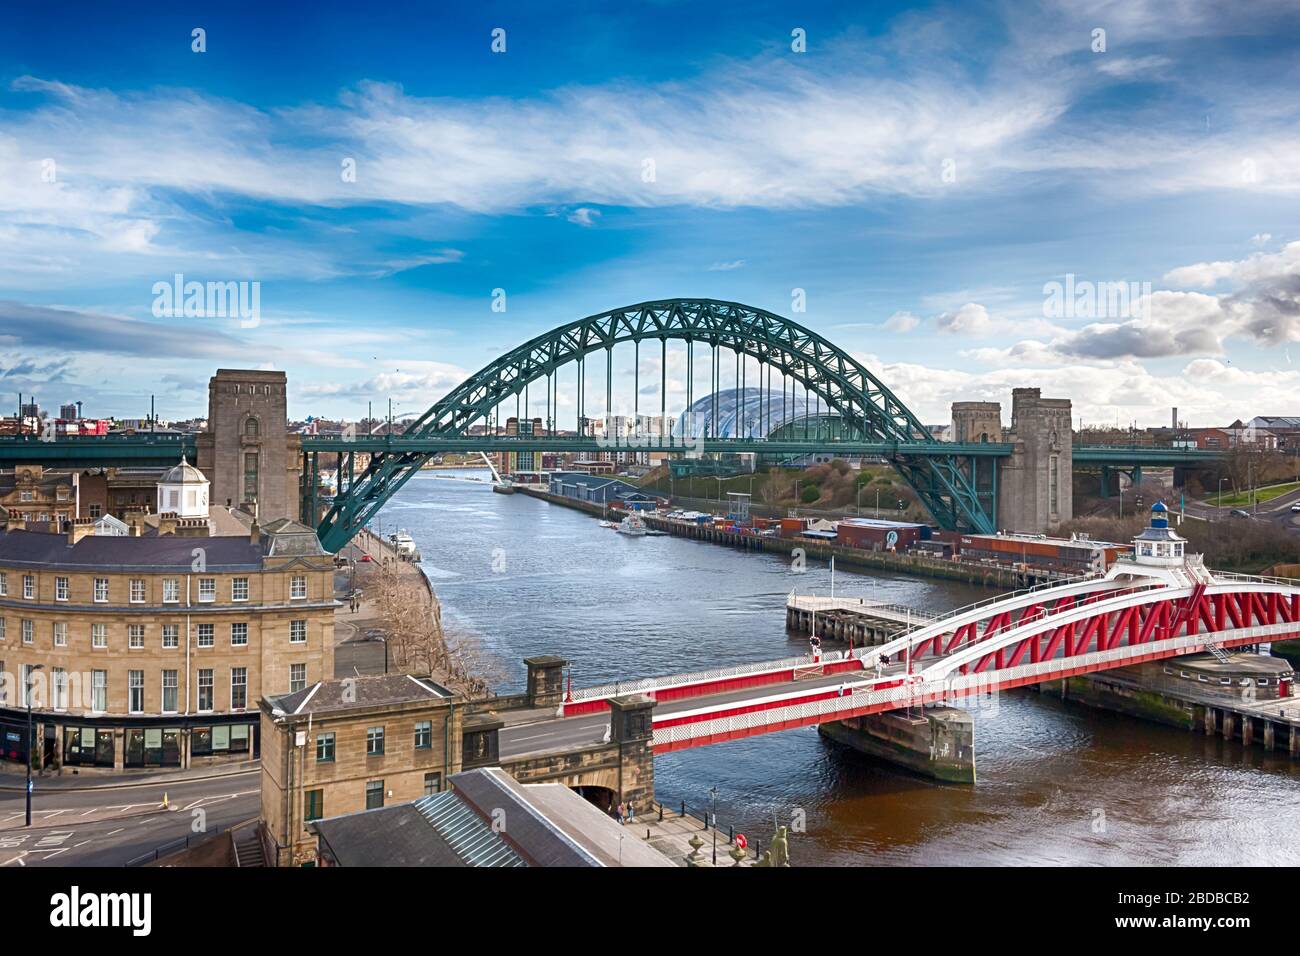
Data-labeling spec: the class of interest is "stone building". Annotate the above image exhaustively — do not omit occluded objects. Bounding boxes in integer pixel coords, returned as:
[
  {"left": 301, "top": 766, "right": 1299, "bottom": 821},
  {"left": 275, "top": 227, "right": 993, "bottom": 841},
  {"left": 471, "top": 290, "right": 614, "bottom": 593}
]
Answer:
[
  {"left": 0, "top": 467, "right": 77, "bottom": 525},
  {"left": 0, "top": 502, "right": 335, "bottom": 772},
  {"left": 196, "top": 369, "right": 301, "bottom": 522},
  {"left": 259, "top": 674, "right": 465, "bottom": 866},
  {"left": 951, "top": 388, "right": 1073, "bottom": 534}
]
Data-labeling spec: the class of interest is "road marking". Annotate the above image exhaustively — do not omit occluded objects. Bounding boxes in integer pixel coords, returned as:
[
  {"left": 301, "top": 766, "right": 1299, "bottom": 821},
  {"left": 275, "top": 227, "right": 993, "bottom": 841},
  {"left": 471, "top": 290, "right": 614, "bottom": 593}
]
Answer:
[{"left": 106, "top": 828, "right": 123, "bottom": 836}]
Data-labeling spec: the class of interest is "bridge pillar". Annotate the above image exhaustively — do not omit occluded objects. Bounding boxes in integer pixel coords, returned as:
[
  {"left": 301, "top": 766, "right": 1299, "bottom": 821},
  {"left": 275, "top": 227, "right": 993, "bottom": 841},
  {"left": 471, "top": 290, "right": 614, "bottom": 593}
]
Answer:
[
  {"left": 818, "top": 705, "right": 976, "bottom": 784},
  {"left": 609, "top": 694, "right": 656, "bottom": 808},
  {"left": 994, "top": 388, "right": 1071, "bottom": 534},
  {"left": 525, "top": 656, "right": 568, "bottom": 709}
]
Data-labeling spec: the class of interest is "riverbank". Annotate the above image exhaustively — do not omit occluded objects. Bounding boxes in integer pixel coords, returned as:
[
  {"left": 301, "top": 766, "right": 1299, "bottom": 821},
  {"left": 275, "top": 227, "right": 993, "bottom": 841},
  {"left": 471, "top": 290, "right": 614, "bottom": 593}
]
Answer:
[{"left": 518, "top": 488, "right": 1049, "bottom": 590}]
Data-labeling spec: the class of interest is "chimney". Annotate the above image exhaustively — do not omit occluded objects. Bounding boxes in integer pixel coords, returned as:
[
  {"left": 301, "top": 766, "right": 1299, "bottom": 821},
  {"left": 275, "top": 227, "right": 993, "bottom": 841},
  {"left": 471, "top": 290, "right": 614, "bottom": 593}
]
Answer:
[
  {"left": 250, "top": 518, "right": 261, "bottom": 546},
  {"left": 5, "top": 513, "right": 26, "bottom": 533},
  {"left": 67, "top": 517, "right": 96, "bottom": 545},
  {"left": 158, "top": 511, "right": 178, "bottom": 536},
  {"left": 1172, "top": 407, "right": 1178, "bottom": 431}
]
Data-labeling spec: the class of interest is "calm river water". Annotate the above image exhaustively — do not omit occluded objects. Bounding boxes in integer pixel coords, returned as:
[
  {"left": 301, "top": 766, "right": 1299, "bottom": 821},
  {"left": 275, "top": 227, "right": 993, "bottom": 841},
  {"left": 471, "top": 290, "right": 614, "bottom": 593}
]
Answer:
[{"left": 380, "top": 470, "right": 1299, "bottom": 866}]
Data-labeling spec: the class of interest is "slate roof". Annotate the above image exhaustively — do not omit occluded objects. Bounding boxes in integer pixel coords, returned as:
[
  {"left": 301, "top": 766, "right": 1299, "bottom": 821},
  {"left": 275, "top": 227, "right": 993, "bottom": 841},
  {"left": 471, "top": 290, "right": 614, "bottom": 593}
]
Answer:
[
  {"left": 267, "top": 673, "right": 453, "bottom": 717},
  {"left": 0, "top": 529, "right": 264, "bottom": 572}
]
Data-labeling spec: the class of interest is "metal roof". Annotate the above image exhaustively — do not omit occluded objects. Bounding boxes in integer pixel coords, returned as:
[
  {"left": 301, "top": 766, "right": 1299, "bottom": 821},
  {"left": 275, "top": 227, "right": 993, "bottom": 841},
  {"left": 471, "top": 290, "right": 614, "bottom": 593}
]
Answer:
[{"left": 413, "top": 791, "right": 527, "bottom": 867}]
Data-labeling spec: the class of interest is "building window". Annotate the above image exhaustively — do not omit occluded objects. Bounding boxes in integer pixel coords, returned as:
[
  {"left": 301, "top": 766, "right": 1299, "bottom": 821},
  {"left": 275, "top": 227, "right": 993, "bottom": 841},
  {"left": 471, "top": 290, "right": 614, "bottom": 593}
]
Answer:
[
  {"left": 197, "top": 669, "right": 214, "bottom": 712},
  {"left": 245, "top": 417, "right": 260, "bottom": 438},
  {"left": 231, "top": 667, "right": 247, "bottom": 710},
  {"left": 305, "top": 789, "right": 323, "bottom": 822},
  {"left": 92, "top": 623, "right": 107, "bottom": 648},
  {"left": 0, "top": 572, "right": 7, "bottom": 596},
  {"left": 88, "top": 504, "right": 102, "bottom": 518},
  {"left": 162, "top": 578, "right": 180, "bottom": 603},
  {"left": 162, "top": 624, "right": 179, "bottom": 648},
  {"left": 91, "top": 670, "right": 107, "bottom": 712},
  {"left": 231, "top": 622, "right": 248, "bottom": 646},
  {"left": 52, "top": 668, "right": 68, "bottom": 710},
  {"left": 367, "top": 726, "right": 385, "bottom": 756},
  {"left": 53, "top": 622, "right": 66, "bottom": 647},
  {"left": 161, "top": 670, "right": 178, "bottom": 713},
  {"left": 23, "top": 575, "right": 35, "bottom": 599},
  {"left": 1049, "top": 455, "right": 1059, "bottom": 515},
  {"left": 423, "top": 772, "right": 442, "bottom": 796},
  {"left": 55, "top": 576, "right": 69, "bottom": 601},
  {"left": 365, "top": 780, "right": 384, "bottom": 810},
  {"left": 129, "top": 579, "right": 146, "bottom": 603},
  {"left": 243, "top": 452, "right": 259, "bottom": 503},
  {"left": 316, "top": 733, "right": 335, "bottom": 763},
  {"left": 129, "top": 670, "right": 144, "bottom": 714},
  {"left": 232, "top": 577, "right": 249, "bottom": 602},
  {"left": 0, "top": 618, "right": 5, "bottom": 641},
  {"left": 289, "top": 663, "right": 306, "bottom": 693},
  {"left": 414, "top": 720, "right": 432, "bottom": 749},
  {"left": 290, "top": 620, "right": 307, "bottom": 644},
  {"left": 21, "top": 619, "right": 33, "bottom": 644},
  {"left": 290, "top": 575, "right": 307, "bottom": 600},
  {"left": 19, "top": 490, "right": 32, "bottom": 502},
  {"left": 21, "top": 664, "right": 36, "bottom": 707},
  {"left": 197, "top": 578, "right": 215, "bottom": 602},
  {"left": 197, "top": 623, "right": 214, "bottom": 647},
  {"left": 93, "top": 577, "right": 108, "bottom": 602}
]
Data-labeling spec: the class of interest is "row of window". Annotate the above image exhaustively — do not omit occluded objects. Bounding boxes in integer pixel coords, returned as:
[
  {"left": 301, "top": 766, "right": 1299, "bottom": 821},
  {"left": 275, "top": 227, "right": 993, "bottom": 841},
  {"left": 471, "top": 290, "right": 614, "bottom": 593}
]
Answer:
[
  {"left": 0, "top": 572, "right": 310, "bottom": 604},
  {"left": 314, "top": 721, "right": 436, "bottom": 763},
  {"left": 0, "top": 617, "right": 310, "bottom": 648},
  {"left": 3, "top": 662, "right": 309, "bottom": 713},
  {"left": 304, "top": 773, "right": 443, "bottom": 822}
]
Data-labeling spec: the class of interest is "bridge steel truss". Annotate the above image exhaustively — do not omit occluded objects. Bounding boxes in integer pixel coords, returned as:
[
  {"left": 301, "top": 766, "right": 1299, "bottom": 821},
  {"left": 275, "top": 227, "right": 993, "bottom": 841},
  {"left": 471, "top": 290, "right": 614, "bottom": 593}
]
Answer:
[
  {"left": 315, "top": 299, "right": 996, "bottom": 551},
  {"left": 547, "top": 573, "right": 1300, "bottom": 754}
]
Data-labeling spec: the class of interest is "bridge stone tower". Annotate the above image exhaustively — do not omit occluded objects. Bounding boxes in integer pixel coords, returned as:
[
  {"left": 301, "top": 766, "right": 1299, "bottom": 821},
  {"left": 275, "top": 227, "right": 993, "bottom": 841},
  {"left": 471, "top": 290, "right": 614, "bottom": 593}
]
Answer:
[
  {"left": 196, "top": 369, "right": 301, "bottom": 521},
  {"left": 950, "top": 401, "right": 1003, "bottom": 444},
  {"left": 996, "top": 388, "right": 1072, "bottom": 534}
]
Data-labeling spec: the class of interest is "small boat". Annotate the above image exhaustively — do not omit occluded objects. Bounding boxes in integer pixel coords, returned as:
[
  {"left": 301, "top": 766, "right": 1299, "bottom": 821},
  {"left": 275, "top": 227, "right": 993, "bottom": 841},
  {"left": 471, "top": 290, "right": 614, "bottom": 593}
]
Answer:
[
  {"left": 389, "top": 530, "right": 421, "bottom": 561},
  {"left": 615, "top": 513, "right": 648, "bottom": 536},
  {"left": 599, "top": 520, "right": 617, "bottom": 528}
]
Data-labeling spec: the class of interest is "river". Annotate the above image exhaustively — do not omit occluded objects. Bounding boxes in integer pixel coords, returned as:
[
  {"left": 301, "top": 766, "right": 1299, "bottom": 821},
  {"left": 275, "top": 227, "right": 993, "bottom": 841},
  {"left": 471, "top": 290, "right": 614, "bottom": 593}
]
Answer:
[{"left": 380, "top": 470, "right": 1300, "bottom": 866}]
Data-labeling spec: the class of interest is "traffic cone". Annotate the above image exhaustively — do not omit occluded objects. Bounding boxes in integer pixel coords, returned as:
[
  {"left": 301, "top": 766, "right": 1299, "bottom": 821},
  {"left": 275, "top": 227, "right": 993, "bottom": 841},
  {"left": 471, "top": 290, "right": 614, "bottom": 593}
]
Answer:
[{"left": 161, "top": 792, "right": 169, "bottom": 810}]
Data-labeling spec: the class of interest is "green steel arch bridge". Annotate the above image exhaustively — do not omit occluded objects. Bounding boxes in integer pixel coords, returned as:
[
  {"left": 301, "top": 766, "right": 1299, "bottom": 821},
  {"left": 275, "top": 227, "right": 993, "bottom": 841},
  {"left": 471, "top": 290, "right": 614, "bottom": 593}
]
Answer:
[{"left": 0, "top": 299, "right": 1224, "bottom": 552}]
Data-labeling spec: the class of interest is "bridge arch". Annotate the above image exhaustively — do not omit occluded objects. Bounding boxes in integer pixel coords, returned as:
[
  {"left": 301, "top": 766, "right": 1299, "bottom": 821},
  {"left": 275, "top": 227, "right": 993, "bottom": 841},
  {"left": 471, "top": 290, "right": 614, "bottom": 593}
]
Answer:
[{"left": 318, "top": 298, "right": 991, "bottom": 550}]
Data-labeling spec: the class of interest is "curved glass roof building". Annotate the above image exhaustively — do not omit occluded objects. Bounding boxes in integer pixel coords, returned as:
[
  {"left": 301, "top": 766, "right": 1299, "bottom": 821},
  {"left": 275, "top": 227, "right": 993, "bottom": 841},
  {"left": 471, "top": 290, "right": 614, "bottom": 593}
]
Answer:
[{"left": 675, "top": 387, "right": 831, "bottom": 439}]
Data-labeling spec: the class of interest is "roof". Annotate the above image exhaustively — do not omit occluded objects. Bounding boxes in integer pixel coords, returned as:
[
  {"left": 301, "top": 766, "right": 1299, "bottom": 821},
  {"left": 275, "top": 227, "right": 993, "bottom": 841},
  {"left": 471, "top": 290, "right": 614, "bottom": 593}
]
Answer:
[
  {"left": 160, "top": 459, "right": 207, "bottom": 485},
  {"left": 267, "top": 673, "right": 453, "bottom": 717},
  {"left": 311, "top": 791, "right": 526, "bottom": 868},
  {"left": 262, "top": 518, "right": 329, "bottom": 557},
  {"left": 0, "top": 529, "right": 264, "bottom": 572},
  {"left": 838, "top": 518, "right": 926, "bottom": 530},
  {"left": 451, "top": 768, "right": 673, "bottom": 867}
]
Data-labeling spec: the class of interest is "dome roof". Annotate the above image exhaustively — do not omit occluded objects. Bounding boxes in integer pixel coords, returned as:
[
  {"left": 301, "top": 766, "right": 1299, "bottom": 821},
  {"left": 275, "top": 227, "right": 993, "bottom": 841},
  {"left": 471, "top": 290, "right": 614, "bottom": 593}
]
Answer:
[
  {"left": 161, "top": 458, "right": 208, "bottom": 485},
  {"left": 1151, "top": 501, "right": 1168, "bottom": 512}
]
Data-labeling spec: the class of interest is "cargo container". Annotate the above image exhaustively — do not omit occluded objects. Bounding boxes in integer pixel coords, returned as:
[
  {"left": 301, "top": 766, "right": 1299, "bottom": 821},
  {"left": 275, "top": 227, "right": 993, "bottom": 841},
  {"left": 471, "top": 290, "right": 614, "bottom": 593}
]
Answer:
[
  {"left": 957, "top": 533, "right": 1127, "bottom": 575},
  {"left": 834, "top": 518, "right": 927, "bottom": 552}
]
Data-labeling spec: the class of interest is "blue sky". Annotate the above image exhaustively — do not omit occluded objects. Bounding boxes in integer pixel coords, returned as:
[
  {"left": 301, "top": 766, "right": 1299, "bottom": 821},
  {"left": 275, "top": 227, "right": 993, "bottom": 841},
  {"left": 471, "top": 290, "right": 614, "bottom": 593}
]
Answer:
[{"left": 2, "top": 0, "right": 1300, "bottom": 428}]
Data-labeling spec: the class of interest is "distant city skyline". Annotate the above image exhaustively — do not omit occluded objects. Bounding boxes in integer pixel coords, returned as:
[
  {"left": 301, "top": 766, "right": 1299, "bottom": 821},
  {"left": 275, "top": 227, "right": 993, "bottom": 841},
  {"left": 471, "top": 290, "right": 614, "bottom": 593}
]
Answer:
[{"left": 2, "top": 1, "right": 1299, "bottom": 427}]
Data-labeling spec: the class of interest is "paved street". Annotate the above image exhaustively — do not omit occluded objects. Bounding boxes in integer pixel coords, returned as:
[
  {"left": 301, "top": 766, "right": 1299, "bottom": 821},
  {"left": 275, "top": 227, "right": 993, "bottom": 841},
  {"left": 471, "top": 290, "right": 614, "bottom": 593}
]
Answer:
[{"left": 0, "top": 770, "right": 259, "bottom": 867}]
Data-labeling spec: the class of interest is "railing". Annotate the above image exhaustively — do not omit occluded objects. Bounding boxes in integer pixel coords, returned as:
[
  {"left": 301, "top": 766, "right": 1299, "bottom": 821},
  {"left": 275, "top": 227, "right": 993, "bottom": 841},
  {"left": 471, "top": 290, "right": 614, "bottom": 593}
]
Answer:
[
  {"left": 1209, "top": 570, "right": 1300, "bottom": 588},
  {"left": 650, "top": 798, "right": 761, "bottom": 863},
  {"left": 125, "top": 818, "right": 247, "bottom": 867},
  {"left": 654, "top": 620, "right": 1300, "bottom": 748}
]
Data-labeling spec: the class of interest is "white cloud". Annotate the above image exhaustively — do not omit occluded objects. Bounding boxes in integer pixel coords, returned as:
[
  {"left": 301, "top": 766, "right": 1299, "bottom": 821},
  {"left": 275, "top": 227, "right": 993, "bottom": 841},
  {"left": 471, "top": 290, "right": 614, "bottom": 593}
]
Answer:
[
  {"left": 884, "top": 310, "right": 920, "bottom": 333},
  {"left": 567, "top": 207, "right": 601, "bottom": 227},
  {"left": 935, "top": 302, "right": 991, "bottom": 335}
]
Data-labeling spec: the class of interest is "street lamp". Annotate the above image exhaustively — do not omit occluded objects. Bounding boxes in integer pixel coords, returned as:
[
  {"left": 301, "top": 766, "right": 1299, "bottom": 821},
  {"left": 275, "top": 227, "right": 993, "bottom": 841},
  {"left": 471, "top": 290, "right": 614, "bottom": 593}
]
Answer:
[
  {"left": 709, "top": 786, "right": 718, "bottom": 865},
  {"left": 25, "top": 663, "right": 44, "bottom": 827},
  {"left": 1218, "top": 477, "right": 1227, "bottom": 510}
]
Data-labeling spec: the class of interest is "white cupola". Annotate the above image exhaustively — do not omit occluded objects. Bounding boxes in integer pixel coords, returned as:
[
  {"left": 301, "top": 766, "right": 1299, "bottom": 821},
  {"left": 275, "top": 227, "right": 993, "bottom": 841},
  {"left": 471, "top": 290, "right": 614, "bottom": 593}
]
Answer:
[
  {"left": 157, "top": 454, "right": 210, "bottom": 519},
  {"left": 1131, "top": 501, "right": 1185, "bottom": 567}
]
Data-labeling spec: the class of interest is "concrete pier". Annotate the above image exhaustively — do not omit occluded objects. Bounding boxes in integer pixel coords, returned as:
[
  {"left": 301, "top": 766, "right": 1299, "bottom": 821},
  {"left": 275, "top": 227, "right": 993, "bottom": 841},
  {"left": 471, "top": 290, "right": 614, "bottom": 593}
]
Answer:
[
  {"left": 785, "top": 594, "right": 932, "bottom": 646},
  {"left": 1037, "top": 653, "right": 1300, "bottom": 759},
  {"left": 818, "top": 705, "right": 976, "bottom": 783}
]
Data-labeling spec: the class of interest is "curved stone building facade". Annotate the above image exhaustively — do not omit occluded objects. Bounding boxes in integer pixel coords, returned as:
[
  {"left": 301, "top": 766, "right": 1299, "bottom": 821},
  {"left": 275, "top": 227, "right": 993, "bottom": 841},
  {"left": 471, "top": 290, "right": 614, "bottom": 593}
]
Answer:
[{"left": 0, "top": 518, "right": 335, "bottom": 771}]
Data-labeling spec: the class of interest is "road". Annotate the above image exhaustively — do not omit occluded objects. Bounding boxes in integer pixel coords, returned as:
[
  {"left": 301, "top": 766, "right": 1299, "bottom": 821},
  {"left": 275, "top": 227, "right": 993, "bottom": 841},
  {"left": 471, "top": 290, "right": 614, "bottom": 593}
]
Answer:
[
  {"left": 0, "top": 771, "right": 259, "bottom": 867},
  {"left": 1184, "top": 484, "right": 1300, "bottom": 532}
]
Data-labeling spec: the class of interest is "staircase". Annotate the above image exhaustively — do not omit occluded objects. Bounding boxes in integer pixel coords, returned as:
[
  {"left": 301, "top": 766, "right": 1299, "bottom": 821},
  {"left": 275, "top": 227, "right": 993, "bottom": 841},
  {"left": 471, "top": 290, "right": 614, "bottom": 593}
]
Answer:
[
  {"left": 232, "top": 823, "right": 266, "bottom": 867},
  {"left": 1205, "top": 643, "right": 1233, "bottom": 663}
]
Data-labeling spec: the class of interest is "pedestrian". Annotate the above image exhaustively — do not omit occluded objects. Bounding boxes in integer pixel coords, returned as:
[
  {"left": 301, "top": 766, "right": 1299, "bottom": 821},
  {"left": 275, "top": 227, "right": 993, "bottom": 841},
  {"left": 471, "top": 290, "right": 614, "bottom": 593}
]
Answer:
[
  {"left": 616, "top": 802, "right": 626, "bottom": 825},
  {"left": 874, "top": 658, "right": 884, "bottom": 678},
  {"left": 626, "top": 802, "right": 635, "bottom": 825}
]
